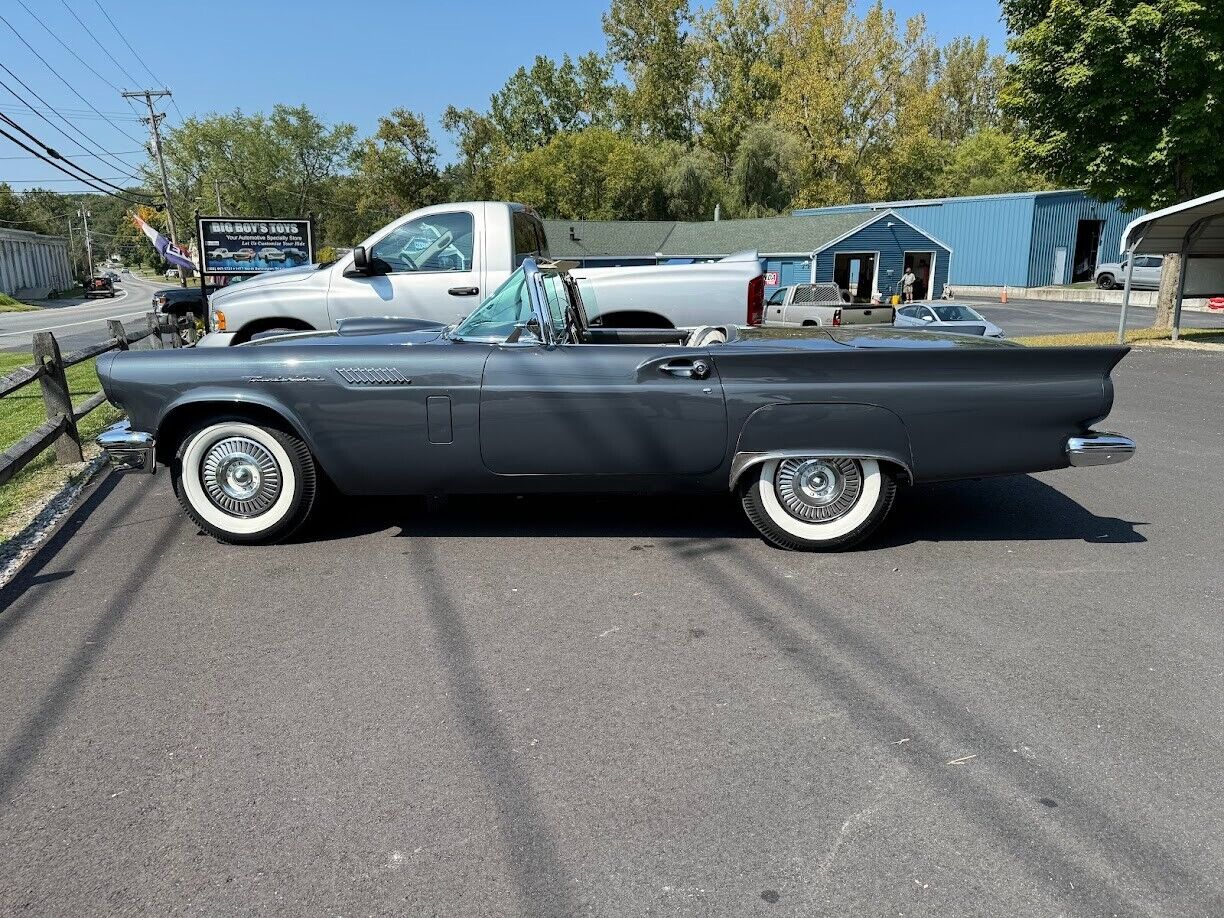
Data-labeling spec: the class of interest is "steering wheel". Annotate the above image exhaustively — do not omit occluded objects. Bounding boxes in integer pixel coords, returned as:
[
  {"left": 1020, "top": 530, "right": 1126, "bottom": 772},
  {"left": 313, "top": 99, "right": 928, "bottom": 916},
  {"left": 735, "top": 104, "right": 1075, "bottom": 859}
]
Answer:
[{"left": 400, "top": 230, "right": 454, "bottom": 273}]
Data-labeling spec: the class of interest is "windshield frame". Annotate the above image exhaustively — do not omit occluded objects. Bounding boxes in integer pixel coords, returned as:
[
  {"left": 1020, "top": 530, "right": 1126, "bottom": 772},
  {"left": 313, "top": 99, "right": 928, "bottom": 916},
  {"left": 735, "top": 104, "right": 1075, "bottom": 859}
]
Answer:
[{"left": 449, "top": 258, "right": 580, "bottom": 346}]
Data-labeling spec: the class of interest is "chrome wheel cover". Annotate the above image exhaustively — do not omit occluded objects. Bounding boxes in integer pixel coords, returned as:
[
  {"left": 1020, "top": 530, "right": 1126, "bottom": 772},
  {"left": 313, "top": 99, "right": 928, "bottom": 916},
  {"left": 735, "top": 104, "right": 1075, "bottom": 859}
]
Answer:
[
  {"left": 199, "top": 436, "right": 282, "bottom": 518},
  {"left": 773, "top": 458, "right": 863, "bottom": 522}
]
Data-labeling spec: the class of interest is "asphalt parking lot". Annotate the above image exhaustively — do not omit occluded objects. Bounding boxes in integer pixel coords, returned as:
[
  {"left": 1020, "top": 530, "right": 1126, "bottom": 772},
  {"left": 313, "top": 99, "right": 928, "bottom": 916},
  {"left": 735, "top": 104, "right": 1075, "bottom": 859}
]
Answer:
[{"left": 1, "top": 347, "right": 1222, "bottom": 917}]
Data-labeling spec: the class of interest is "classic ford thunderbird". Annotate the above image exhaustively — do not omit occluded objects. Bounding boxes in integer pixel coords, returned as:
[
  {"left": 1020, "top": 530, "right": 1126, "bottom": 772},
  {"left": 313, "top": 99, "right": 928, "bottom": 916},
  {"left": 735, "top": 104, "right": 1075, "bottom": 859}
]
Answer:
[{"left": 96, "top": 259, "right": 1135, "bottom": 550}]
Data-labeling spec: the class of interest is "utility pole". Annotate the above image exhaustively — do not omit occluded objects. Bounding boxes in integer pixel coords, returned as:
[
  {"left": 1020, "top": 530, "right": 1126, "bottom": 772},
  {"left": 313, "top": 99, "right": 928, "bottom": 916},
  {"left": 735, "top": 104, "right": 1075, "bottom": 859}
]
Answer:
[
  {"left": 78, "top": 207, "right": 94, "bottom": 278},
  {"left": 66, "top": 216, "right": 77, "bottom": 279},
  {"left": 214, "top": 176, "right": 223, "bottom": 215},
  {"left": 124, "top": 88, "right": 182, "bottom": 282}
]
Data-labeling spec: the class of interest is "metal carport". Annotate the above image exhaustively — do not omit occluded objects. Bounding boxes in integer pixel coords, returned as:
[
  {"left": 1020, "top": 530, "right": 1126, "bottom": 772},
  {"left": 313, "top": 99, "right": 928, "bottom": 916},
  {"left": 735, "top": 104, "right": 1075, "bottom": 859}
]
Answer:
[{"left": 1117, "top": 189, "right": 1224, "bottom": 342}]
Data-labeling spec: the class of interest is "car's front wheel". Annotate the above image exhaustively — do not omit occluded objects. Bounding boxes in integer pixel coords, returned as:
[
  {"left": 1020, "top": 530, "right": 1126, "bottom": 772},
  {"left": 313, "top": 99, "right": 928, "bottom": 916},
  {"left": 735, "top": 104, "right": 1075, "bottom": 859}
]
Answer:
[
  {"left": 1097, "top": 273, "right": 1116, "bottom": 290},
  {"left": 738, "top": 456, "right": 896, "bottom": 551},
  {"left": 172, "top": 419, "right": 317, "bottom": 544}
]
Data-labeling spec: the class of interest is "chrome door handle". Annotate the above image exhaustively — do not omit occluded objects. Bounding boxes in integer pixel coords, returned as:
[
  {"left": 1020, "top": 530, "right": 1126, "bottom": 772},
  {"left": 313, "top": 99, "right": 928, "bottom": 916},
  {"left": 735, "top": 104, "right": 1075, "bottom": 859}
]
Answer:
[
  {"left": 448, "top": 286, "right": 479, "bottom": 296},
  {"left": 659, "top": 359, "right": 710, "bottom": 380}
]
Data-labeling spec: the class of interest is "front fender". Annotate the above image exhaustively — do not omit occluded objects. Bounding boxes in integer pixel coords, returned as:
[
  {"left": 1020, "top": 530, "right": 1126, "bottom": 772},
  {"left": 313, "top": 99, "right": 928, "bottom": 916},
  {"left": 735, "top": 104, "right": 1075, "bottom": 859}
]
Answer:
[
  {"left": 731, "top": 403, "right": 913, "bottom": 487},
  {"left": 154, "top": 388, "right": 319, "bottom": 461}
]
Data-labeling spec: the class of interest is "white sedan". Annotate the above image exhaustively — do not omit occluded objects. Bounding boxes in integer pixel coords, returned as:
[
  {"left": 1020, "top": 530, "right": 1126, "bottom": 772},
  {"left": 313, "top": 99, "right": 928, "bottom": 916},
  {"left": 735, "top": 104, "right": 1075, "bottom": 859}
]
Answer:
[{"left": 895, "top": 303, "right": 1004, "bottom": 338}]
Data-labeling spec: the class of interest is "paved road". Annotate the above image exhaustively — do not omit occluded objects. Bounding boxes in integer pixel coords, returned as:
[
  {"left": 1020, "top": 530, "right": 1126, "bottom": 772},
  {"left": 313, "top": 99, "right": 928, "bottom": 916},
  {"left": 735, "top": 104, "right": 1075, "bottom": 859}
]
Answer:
[
  {"left": 0, "top": 273, "right": 167, "bottom": 354},
  {"left": 968, "top": 296, "right": 1224, "bottom": 337},
  {"left": 1, "top": 347, "right": 1221, "bottom": 916}
]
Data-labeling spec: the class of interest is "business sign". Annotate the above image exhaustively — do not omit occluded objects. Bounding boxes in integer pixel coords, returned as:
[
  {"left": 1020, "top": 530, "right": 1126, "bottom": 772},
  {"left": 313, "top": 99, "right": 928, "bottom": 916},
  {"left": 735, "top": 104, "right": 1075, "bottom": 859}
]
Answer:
[
  {"left": 764, "top": 271, "right": 779, "bottom": 286},
  {"left": 197, "top": 217, "right": 313, "bottom": 275}
]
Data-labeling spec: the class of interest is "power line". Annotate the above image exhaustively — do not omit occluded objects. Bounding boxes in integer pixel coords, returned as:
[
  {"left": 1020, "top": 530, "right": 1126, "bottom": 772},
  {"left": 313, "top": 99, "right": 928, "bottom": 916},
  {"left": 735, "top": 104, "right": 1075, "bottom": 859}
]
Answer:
[
  {"left": 0, "top": 123, "right": 153, "bottom": 205},
  {"left": 92, "top": 0, "right": 185, "bottom": 123},
  {"left": 0, "top": 148, "right": 146, "bottom": 161},
  {"left": 57, "top": 0, "right": 142, "bottom": 87},
  {"left": 0, "top": 11, "right": 146, "bottom": 145},
  {"left": 0, "top": 111, "right": 155, "bottom": 198},
  {"left": 0, "top": 68, "right": 148, "bottom": 179},
  {"left": 15, "top": 0, "right": 120, "bottom": 94}
]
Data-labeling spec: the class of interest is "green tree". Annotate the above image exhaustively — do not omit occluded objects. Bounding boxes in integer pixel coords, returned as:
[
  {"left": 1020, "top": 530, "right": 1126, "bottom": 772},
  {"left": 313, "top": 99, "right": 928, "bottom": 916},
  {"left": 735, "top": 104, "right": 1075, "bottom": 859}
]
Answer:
[
  {"left": 493, "top": 127, "right": 669, "bottom": 220},
  {"left": 351, "top": 108, "right": 443, "bottom": 219},
  {"left": 604, "top": 0, "right": 701, "bottom": 141},
  {"left": 730, "top": 122, "right": 802, "bottom": 214},
  {"left": 1002, "top": 0, "right": 1224, "bottom": 208},
  {"left": 696, "top": 0, "right": 783, "bottom": 174},
  {"left": 665, "top": 146, "right": 728, "bottom": 219},
  {"left": 441, "top": 106, "right": 501, "bottom": 201},
  {"left": 933, "top": 128, "right": 1053, "bottom": 197},
  {"left": 158, "top": 104, "right": 357, "bottom": 245},
  {"left": 489, "top": 53, "right": 615, "bottom": 151}
]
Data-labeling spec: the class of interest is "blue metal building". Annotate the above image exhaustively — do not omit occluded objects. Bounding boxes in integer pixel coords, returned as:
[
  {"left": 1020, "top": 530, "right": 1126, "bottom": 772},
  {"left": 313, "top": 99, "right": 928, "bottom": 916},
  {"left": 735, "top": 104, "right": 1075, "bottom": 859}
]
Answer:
[
  {"left": 544, "top": 211, "right": 952, "bottom": 301},
  {"left": 794, "top": 190, "right": 1145, "bottom": 289}
]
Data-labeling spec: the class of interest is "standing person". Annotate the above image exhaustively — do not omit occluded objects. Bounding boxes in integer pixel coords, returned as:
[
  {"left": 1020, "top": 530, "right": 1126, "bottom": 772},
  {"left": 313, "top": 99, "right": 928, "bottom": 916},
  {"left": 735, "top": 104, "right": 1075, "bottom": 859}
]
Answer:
[{"left": 902, "top": 265, "right": 917, "bottom": 304}]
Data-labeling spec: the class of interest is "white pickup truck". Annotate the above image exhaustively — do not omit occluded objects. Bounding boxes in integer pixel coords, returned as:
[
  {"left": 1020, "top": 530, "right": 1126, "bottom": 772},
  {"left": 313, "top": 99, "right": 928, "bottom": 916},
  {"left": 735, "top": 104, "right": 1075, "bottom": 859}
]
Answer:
[
  {"left": 764, "top": 283, "right": 895, "bottom": 328},
  {"left": 202, "top": 202, "right": 764, "bottom": 345}
]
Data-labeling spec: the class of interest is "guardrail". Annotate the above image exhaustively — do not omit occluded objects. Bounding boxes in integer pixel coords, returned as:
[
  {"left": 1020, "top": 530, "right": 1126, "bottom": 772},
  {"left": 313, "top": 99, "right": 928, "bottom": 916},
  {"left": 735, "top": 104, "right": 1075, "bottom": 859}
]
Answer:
[{"left": 0, "top": 311, "right": 182, "bottom": 488}]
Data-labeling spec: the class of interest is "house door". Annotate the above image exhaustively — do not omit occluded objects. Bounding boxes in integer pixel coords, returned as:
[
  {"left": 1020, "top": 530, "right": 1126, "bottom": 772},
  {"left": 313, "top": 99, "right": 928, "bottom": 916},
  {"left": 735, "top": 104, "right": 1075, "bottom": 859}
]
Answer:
[
  {"left": 1052, "top": 247, "right": 1068, "bottom": 286},
  {"left": 904, "top": 251, "right": 936, "bottom": 300}
]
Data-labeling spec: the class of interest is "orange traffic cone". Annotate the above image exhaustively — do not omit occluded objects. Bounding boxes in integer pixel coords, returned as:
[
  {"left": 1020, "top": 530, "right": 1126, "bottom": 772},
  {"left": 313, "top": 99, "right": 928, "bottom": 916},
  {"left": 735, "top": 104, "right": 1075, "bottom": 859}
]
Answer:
[{"left": 1000, "top": 285, "right": 1009, "bottom": 304}]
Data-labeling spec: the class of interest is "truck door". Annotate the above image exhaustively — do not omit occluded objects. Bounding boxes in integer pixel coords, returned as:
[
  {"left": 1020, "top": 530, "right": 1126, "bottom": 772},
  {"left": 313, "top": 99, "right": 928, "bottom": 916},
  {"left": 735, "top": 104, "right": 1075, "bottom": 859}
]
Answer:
[{"left": 327, "top": 207, "right": 481, "bottom": 327}]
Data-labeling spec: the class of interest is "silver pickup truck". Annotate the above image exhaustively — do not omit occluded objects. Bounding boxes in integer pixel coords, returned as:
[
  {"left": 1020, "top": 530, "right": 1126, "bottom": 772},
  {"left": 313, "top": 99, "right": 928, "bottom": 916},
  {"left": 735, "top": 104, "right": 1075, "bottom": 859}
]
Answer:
[{"left": 764, "top": 283, "right": 896, "bottom": 328}]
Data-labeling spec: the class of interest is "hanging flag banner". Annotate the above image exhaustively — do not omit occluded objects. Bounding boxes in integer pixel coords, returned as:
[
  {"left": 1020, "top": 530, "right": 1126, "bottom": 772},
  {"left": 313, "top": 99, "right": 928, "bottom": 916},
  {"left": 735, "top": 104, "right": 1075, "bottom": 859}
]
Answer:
[{"left": 132, "top": 213, "right": 196, "bottom": 271}]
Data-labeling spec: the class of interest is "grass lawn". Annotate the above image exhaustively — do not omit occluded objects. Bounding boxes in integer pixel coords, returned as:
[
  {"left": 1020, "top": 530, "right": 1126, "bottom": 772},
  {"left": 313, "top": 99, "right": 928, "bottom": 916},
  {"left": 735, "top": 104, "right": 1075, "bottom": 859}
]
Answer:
[
  {"left": 0, "top": 351, "right": 122, "bottom": 541},
  {"left": 1015, "top": 327, "right": 1224, "bottom": 347},
  {"left": 0, "top": 293, "right": 38, "bottom": 313}
]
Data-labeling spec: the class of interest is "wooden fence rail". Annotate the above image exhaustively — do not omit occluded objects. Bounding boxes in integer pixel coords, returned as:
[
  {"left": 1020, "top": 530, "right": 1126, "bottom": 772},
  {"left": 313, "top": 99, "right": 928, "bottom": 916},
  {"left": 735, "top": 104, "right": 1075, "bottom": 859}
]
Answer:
[{"left": 0, "top": 311, "right": 176, "bottom": 488}]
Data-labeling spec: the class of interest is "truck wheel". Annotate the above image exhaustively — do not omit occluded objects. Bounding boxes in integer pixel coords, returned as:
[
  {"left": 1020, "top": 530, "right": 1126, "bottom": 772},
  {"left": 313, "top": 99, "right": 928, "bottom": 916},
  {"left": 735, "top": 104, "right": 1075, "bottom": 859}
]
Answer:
[
  {"left": 1096, "top": 273, "right": 1115, "bottom": 290},
  {"left": 172, "top": 418, "right": 317, "bottom": 545},
  {"left": 738, "top": 456, "right": 896, "bottom": 551}
]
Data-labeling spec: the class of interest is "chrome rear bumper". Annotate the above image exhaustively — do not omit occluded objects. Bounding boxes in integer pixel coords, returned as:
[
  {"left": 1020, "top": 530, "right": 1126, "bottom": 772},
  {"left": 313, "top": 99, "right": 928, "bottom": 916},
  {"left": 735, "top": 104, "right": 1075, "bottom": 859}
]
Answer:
[
  {"left": 1066, "top": 432, "right": 1136, "bottom": 467},
  {"left": 97, "top": 420, "right": 156, "bottom": 474}
]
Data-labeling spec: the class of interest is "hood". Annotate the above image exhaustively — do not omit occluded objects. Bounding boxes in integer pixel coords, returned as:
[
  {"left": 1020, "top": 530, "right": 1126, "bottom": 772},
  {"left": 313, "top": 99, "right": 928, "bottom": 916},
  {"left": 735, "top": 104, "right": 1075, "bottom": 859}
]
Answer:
[{"left": 209, "top": 263, "right": 325, "bottom": 303}]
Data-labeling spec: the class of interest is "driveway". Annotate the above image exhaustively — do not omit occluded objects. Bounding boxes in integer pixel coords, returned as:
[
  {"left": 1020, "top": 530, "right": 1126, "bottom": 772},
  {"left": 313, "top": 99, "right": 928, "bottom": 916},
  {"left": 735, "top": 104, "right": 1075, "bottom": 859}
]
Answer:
[{"left": 0, "top": 348, "right": 1221, "bottom": 916}]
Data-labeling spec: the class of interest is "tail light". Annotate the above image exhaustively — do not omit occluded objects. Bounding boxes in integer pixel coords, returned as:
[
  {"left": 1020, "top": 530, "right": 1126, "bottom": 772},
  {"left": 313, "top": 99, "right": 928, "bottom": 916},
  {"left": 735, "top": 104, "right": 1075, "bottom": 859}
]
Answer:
[
  {"left": 832, "top": 308, "right": 842, "bottom": 327},
  {"left": 747, "top": 274, "right": 764, "bottom": 326}
]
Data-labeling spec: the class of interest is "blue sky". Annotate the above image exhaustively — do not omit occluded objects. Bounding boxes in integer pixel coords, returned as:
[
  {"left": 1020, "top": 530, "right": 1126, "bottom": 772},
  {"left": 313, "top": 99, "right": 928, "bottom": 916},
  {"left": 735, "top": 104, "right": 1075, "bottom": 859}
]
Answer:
[{"left": 0, "top": 0, "right": 1008, "bottom": 191}]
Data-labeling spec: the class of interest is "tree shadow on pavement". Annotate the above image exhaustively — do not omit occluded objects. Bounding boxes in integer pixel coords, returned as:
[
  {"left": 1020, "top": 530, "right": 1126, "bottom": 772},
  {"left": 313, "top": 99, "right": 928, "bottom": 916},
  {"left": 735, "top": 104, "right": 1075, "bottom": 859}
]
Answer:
[
  {"left": 403, "top": 539, "right": 581, "bottom": 918},
  {"left": 667, "top": 538, "right": 1221, "bottom": 915}
]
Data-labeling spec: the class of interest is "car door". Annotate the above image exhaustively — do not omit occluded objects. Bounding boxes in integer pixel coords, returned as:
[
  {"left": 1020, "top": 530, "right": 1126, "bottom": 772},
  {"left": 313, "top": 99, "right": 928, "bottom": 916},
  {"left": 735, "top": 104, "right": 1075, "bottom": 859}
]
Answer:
[
  {"left": 766, "top": 287, "right": 790, "bottom": 325},
  {"left": 1136, "top": 256, "right": 1163, "bottom": 289},
  {"left": 479, "top": 343, "right": 728, "bottom": 476},
  {"left": 327, "top": 207, "right": 481, "bottom": 327}
]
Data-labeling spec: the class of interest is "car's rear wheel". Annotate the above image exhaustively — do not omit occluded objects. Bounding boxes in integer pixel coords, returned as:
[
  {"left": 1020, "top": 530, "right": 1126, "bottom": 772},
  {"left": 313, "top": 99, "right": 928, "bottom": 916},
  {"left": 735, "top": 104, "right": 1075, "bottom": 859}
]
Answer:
[
  {"left": 172, "top": 419, "right": 317, "bottom": 545},
  {"left": 1097, "top": 273, "right": 1116, "bottom": 290},
  {"left": 738, "top": 456, "right": 896, "bottom": 551}
]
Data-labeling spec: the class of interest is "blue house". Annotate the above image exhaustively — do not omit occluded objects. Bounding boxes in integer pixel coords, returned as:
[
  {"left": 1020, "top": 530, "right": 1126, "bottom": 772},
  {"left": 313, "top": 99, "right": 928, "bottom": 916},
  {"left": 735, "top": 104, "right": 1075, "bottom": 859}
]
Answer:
[
  {"left": 794, "top": 189, "right": 1145, "bottom": 289},
  {"left": 544, "top": 210, "right": 952, "bottom": 301}
]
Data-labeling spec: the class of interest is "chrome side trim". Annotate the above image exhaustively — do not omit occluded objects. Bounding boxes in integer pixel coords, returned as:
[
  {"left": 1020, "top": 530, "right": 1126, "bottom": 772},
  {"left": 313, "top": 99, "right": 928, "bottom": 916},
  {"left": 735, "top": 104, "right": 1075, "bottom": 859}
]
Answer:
[
  {"left": 1066, "top": 432, "right": 1136, "bottom": 467},
  {"left": 96, "top": 420, "right": 156, "bottom": 474},
  {"left": 730, "top": 449, "right": 913, "bottom": 489}
]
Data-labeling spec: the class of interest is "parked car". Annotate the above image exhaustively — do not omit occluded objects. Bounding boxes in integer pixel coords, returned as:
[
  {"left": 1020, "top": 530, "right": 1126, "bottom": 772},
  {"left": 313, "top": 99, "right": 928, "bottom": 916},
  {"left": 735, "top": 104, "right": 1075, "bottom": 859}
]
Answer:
[
  {"left": 233, "top": 248, "right": 256, "bottom": 262},
  {"left": 210, "top": 247, "right": 234, "bottom": 260},
  {"left": 164, "top": 269, "right": 178, "bottom": 278},
  {"left": 199, "top": 202, "right": 764, "bottom": 346},
  {"left": 85, "top": 276, "right": 115, "bottom": 298},
  {"left": 96, "top": 258, "right": 1135, "bottom": 550},
  {"left": 1096, "top": 255, "right": 1163, "bottom": 290},
  {"left": 260, "top": 247, "right": 286, "bottom": 262},
  {"left": 152, "top": 286, "right": 205, "bottom": 320},
  {"left": 895, "top": 302, "right": 1003, "bottom": 338},
  {"left": 764, "top": 283, "right": 894, "bottom": 327}
]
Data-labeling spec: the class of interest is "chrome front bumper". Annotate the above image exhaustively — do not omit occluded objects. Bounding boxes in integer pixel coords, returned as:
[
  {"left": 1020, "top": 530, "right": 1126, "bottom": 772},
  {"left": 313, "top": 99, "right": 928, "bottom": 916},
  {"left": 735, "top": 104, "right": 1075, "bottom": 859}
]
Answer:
[
  {"left": 97, "top": 420, "right": 156, "bottom": 474},
  {"left": 1066, "top": 432, "right": 1136, "bottom": 467}
]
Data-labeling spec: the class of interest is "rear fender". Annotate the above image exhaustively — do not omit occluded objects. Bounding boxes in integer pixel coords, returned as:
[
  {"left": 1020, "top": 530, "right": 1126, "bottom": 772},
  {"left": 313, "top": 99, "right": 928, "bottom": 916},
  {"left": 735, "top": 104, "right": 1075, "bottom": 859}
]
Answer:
[{"left": 731, "top": 403, "right": 913, "bottom": 487}]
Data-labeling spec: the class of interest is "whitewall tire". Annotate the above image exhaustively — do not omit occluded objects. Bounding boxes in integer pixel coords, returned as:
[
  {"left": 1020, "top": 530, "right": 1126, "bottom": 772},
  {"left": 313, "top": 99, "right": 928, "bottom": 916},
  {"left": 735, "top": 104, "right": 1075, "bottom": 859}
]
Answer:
[
  {"left": 739, "top": 457, "right": 896, "bottom": 551},
  {"left": 173, "top": 419, "right": 317, "bottom": 545}
]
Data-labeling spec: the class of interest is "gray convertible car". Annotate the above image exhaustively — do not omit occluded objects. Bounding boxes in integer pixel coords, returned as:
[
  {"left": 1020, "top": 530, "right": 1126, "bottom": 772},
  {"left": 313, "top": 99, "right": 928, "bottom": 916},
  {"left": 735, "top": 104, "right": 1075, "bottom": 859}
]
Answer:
[{"left": 96, "top": 259, "right": 1136, "bottom": 551}]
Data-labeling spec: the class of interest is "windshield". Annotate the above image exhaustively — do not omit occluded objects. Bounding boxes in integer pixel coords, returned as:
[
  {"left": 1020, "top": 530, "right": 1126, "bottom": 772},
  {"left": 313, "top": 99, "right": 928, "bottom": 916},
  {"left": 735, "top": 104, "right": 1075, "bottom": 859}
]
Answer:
[
  {"left": 932, "top": 304, "right": 983, "bottom": 322},
  {"left": 450, "top": 264, "right": 574, "bottom": 342}
]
